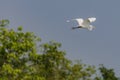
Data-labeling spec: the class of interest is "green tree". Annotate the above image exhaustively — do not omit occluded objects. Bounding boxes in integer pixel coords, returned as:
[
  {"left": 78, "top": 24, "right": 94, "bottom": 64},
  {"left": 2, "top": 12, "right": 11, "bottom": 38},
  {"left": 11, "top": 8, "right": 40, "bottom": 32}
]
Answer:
[
  {"left": 35, "top": 41, "right": 96, "bottom": 80},
  {"left": 0, "top": 19, "right": 9, "bottom": 27},
  {"left": 98, "top": 65, "right": 118, "bottom": 80},
  {"left": 0, "top": 19, "right": 44, "bottom": 79}
]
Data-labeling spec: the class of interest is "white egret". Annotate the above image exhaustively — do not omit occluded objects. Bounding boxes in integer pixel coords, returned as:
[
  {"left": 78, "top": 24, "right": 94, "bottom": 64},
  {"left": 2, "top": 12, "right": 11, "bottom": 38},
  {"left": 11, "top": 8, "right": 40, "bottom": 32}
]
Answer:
[{"left": 67, "top": 17, "right": 96, "bottom": 31}]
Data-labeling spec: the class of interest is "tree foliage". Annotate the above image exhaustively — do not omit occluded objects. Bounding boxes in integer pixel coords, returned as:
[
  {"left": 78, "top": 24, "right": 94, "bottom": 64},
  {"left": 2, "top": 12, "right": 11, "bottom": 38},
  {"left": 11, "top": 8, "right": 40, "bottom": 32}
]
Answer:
[
  {"left": 0, "top": 19, "right": 119, "bottom": 80},
  {"left": 0, "top": 19, "right": 9, "bottom": 27},
  {"left": 98, "top": 65, "right": 118, "bottom": 80}
]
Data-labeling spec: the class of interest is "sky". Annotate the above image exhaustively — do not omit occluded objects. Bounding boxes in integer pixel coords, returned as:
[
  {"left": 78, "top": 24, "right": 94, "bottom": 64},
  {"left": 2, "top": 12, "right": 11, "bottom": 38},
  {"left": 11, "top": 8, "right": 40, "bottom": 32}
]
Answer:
[{"left": 0, "top": 0, "right": 120, "bottom": 76}]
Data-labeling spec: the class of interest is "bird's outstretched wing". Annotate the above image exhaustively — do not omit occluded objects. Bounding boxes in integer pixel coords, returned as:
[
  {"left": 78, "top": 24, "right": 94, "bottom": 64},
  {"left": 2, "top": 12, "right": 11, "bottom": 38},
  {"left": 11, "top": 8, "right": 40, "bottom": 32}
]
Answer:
[
  {"left": 88, "top": 17, "right": 96, "bottom": 23},
  {"left": 66, "top": 18, "right": 83, "bottom": 26},
  {"left": 74, "top": 18, "right": 83, "bottom": 26}
]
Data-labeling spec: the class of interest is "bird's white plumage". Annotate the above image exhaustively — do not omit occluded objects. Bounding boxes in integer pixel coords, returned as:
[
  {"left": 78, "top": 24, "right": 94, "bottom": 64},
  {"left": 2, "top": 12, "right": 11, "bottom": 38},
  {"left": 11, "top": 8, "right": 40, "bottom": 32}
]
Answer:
[
  {"left": 88, "top": 17, "right": 96, "bottom": 23},
  {"left": 75, "top": 18, "right": 83, "bottom": 26},
  {"left": 67, "top": 17, "right": 96, "bottom": 31}
]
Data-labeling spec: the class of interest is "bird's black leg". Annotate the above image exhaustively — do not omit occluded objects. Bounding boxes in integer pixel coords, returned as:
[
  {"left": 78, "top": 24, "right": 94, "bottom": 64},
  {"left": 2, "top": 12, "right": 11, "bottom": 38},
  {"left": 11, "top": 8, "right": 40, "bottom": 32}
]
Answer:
[{"left": 72, "top": 26, "right": 82, "bottom": 29}]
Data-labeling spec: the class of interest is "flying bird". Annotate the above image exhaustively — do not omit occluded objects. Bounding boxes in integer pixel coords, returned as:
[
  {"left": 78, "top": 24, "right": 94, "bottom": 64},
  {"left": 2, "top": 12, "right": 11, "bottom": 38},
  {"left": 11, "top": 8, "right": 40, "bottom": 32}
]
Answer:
[{"left": 67, "top": 17, "right": 96, "bottom": 31}]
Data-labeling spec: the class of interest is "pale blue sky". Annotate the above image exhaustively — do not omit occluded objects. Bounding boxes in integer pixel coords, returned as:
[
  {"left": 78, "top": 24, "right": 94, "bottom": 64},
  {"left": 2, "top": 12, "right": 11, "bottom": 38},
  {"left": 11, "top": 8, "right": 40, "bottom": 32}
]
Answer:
[{"left": 0, "top": 0, "right": 120, "bottom": 76}]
